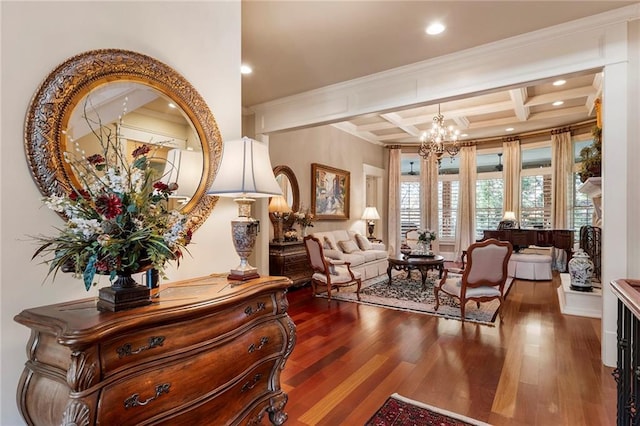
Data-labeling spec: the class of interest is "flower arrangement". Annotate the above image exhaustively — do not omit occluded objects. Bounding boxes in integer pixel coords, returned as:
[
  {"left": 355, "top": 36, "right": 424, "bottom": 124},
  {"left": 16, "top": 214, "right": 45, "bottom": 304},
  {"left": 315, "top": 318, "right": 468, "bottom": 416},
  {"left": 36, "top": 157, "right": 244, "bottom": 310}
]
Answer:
[
  {"left": 294, "top": 210, "right": 315, "bottom": 228},
  {"left": 418, "top": 229, "right": 437, "bottom": 242},
  {"left": 32, "top": 100, "right": 192, "bottom": 291}
]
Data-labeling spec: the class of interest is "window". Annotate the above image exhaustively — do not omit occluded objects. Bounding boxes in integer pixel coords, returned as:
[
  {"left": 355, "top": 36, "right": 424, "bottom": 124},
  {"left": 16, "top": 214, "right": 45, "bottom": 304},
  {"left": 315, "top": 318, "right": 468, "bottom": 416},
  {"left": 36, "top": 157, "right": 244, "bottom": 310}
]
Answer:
[
  {"left": 476, "top": 178, "right": 504, "bottom": 238},
  {"left": 400, "top": 181, "right": 421, "bottom": 237},
  {"left": 520, "top": 174, "right": 552, "bottom": 228},
  {"left": 438, "top": 179, "right": 458, "bottom": 240}
]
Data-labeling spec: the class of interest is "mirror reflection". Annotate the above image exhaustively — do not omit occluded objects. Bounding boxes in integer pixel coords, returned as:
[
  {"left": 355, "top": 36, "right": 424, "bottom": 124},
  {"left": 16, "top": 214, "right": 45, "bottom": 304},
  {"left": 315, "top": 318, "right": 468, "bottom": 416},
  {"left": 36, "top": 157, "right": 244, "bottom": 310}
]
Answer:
[
  {"left": 270, "top": 165, "right": 300, "bottom": 238},
  {"left": 66, "top": 82, "right": 204, "bottom": 211},
  {"left": 275, "top": 174, "right": 294, "bottom": 209}
]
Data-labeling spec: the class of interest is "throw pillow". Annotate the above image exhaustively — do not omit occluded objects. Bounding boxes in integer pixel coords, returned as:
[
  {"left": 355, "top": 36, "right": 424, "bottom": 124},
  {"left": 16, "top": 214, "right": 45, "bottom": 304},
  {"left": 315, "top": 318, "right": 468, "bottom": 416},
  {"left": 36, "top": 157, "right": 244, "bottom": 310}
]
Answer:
[
  {"left": 323, "top": 249, "right": 344, "bottom": 260},
  {"left": 338, "top": 239, "right": 361, "bottom": 254},
  {"left": 323, "top": 236, "right": 337, "bottom": 250},
  {"left": 355, "top": 233, "right": 372, "bottom": 251}
]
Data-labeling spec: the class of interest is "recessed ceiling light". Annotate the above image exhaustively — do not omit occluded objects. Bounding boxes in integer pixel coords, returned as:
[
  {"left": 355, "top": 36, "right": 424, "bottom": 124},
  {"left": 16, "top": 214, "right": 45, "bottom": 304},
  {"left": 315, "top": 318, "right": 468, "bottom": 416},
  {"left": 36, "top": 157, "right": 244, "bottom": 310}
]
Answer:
[
  {"left": 426, "top": 22, "right": 445, "bottom": 35},
  {"left": 240, "top": 64, "right": 253, "bottom": 75},
  {"left": 461, "top": 133, "right": 468, "bottom": 138},
  {"left": 553, "top": 79, "right": 566, "bottom": 86},
  {"left": 552, "top": 100, "right": 564, "bottom": 106},
  {"left": 505, "top": 127, "right": 515, "bottom": 132},
  {"left": 168, "top": 102, "right": 177, "bottom": 109}
]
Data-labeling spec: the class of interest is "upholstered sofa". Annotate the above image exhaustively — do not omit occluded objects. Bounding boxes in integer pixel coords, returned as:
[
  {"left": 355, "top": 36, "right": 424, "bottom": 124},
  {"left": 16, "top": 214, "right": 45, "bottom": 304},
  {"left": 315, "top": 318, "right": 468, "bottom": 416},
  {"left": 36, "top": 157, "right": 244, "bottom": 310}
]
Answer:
[{"left": 310, "top": 230, "right": 389, "bottom": 280}]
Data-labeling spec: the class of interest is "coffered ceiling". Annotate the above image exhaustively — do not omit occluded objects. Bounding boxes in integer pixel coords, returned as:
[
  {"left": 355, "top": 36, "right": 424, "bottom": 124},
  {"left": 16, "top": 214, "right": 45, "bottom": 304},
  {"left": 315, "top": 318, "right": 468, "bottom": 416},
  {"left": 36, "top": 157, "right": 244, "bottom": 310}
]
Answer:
[{"left": 242, "top": 1, "right": 632, "bottom": 144}]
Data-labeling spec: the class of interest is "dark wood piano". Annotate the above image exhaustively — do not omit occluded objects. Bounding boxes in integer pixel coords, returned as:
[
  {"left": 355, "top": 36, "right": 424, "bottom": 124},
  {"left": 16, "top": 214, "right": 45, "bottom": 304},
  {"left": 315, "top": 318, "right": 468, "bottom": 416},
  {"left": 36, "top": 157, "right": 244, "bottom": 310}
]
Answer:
[{"left": 482, "top": 229, "right": 574, "bottom": 260}]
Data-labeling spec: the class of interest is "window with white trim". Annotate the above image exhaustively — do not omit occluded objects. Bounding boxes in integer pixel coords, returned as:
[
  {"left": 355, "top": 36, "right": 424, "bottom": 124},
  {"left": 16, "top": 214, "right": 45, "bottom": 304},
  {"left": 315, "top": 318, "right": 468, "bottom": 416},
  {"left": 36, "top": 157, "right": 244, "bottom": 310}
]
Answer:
[
  {"left": 520, "top": 145, "right": 552, "bottom": 229},
  {"left": 438, "top": 177, "right": 458, "bottom": 240}
]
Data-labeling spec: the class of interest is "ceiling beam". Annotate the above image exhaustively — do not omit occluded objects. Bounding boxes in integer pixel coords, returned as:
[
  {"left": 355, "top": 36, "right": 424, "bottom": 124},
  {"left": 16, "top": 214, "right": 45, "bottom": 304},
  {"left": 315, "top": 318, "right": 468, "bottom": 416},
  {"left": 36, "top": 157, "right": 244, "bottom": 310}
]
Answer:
[{"left": 509, "top": 87, "right": 530, "bottom": 121}]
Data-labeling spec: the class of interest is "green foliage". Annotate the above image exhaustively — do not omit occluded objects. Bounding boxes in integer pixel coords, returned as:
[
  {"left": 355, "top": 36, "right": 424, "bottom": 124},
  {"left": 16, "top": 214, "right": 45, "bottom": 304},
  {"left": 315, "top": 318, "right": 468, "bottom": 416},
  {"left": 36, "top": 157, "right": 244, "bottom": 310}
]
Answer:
[{"left": 578, "top": 126, "right": 602, "bottom": 182}]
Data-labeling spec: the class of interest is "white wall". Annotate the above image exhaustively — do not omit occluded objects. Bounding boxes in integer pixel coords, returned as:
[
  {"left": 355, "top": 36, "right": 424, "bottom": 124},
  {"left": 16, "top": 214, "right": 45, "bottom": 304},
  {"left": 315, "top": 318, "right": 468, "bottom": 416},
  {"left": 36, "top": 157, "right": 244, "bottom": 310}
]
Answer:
[
  {"left": 268, "top": 125, "right": 387, "bottom": 239},
  {"left": 0, "top": 2, "right": 241, "bottom": 424}
]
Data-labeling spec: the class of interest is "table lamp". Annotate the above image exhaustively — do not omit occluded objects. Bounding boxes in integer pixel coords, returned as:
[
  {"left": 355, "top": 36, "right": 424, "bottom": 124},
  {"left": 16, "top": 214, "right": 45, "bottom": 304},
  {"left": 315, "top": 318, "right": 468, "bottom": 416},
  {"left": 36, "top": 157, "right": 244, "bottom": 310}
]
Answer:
[
  {"left": 361, "top": 206, "right": 381, "bottom": 239},
  {"left": 268, "top": 195, "right": 292, "bottom": 243},
  {"left": 208, "top": 137, "right": 282, "bottom": 280},
  {"left": 498, "top": 211, "right": 519, "bottom": 230}
]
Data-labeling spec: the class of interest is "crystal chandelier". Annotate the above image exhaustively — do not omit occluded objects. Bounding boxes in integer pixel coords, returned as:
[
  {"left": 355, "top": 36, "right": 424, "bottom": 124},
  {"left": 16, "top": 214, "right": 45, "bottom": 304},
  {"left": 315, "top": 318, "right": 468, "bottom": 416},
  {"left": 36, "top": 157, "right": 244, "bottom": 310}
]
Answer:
[{"left": 418, "top": 104, "right": 461, "bottom": 159}]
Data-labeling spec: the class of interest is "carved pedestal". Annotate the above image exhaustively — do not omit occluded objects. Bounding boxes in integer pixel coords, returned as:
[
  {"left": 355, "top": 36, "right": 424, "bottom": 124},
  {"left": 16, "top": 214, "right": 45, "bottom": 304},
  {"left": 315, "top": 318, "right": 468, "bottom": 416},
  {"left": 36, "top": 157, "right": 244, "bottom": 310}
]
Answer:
[{"left": 14, "top": 274, "right": 296, "bottom": 425}]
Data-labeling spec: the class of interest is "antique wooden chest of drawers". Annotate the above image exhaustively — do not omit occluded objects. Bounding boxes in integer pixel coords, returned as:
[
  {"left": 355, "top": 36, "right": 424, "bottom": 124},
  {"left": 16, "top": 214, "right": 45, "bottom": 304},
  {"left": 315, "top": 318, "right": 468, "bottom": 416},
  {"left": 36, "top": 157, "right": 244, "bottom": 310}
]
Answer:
[
  {"left": 14, "top": 274, "right": 296, "bottom": 425},
  {"left": 269, "top": 241, "right": 313, "bottom": 287}
]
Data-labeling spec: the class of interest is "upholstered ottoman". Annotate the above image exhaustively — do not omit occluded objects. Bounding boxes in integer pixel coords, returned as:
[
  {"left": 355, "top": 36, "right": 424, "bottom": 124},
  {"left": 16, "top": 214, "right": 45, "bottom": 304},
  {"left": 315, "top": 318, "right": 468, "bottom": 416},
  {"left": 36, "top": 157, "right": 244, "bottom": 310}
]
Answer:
[{"left": 508, "top": 253, "right": 553, "bottom": 280}]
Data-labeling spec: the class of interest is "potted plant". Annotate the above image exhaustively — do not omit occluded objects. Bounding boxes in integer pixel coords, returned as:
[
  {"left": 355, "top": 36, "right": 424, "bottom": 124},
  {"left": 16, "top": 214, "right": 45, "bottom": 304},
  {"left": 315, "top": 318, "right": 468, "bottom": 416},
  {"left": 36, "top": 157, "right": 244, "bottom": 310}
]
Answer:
[{"left": 578, "top": 126, "right": 602, "bottom": 183}]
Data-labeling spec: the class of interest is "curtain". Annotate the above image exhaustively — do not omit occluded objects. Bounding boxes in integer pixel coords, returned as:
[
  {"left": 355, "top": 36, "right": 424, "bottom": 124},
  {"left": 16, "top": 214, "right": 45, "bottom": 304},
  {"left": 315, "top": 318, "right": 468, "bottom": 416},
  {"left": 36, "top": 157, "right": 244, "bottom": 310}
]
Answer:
[
  {"left": 388, "top": 146, "right": 402, "bottom": 254},
  {"left": 421, "top": 154, "right": 440, "bottom": 252},
  {"left": 551, "top": 130, "right": 573, "bottom": 228},
  {"left": 551, "top": 130, "right": 573, "bottom": 271},
  {"left": 502, "top": 139, "right": 521, "bottom": 220},
  {"left": 454, "top": 145, "right": 477, "bottom": 261}
]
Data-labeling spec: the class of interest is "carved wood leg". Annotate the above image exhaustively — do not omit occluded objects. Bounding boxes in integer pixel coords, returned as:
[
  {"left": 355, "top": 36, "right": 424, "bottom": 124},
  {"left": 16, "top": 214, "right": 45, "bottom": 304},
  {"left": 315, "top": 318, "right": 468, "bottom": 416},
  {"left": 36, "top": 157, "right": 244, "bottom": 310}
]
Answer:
[{"left": 268, "top": 393, "right": 288, "bottom": 425}]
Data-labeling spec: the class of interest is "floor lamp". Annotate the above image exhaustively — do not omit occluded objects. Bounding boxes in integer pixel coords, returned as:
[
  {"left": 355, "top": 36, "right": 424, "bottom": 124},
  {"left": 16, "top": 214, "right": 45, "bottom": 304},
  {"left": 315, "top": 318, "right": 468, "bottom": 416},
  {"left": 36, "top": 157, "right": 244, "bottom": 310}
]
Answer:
[{"left": 208, "top": 137, "right": 282, "bottom": 280}]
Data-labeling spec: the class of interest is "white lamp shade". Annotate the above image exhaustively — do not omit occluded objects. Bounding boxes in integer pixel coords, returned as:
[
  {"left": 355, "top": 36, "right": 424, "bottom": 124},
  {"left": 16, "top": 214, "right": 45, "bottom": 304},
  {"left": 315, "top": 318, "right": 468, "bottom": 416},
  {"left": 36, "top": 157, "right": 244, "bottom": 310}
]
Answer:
[
  {"left": 361, "top": 206, "right": 381, "bottom": 220},
  {"left": 503, "top": 211, "right": 516, "bottom": 221},
  {"left": 207, "top": 137, "right": 282, "bottom": 198}
]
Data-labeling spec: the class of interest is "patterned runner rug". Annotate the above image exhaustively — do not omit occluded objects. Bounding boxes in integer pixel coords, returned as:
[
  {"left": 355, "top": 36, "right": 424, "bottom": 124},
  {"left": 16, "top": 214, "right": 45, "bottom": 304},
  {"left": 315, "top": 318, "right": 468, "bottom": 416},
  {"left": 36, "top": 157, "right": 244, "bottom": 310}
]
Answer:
[
  {"left": 366, "top": 393, "right": 491, "bottom": 426},
  {"left": 316, "top": 272, "right": 513, "bottom": 325}
]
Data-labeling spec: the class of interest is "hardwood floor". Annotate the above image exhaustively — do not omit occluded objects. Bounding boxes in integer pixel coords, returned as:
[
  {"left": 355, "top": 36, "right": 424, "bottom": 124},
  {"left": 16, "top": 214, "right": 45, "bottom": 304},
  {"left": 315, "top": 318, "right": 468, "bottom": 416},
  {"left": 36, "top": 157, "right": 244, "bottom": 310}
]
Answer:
[{"left": 276, "top": 274, "right": 616, "bottom": 425}]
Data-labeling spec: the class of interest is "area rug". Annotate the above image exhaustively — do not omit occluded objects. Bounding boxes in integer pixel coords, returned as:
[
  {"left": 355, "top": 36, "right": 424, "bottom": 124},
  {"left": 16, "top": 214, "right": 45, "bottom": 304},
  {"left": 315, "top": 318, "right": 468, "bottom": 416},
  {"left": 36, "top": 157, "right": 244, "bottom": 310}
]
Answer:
[
  {"left": 316, "top": 272, "right": 513, "bottom": 325},
  {"left": 365, "top": 393, "right": 491, "bottom": 426}
]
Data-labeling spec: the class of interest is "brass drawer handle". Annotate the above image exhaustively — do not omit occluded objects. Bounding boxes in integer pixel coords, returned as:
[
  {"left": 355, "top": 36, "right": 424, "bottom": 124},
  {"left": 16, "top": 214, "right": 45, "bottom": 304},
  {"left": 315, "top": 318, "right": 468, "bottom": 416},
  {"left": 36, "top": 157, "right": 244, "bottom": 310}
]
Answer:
[
  {"left": 117, "top": 336, "right": 165, "bottom": 358},
  {"left": 241, "top": 374, "right": 262, "bottom": 393},
  {"left": 124, "top": 383, "right": 171, "bottom": 408},
  {"left": 244, "top": 302, "right": 266, "bottom": 316},
  {"left": 248, "top": 336, "right": 269, "bottom": 353}
]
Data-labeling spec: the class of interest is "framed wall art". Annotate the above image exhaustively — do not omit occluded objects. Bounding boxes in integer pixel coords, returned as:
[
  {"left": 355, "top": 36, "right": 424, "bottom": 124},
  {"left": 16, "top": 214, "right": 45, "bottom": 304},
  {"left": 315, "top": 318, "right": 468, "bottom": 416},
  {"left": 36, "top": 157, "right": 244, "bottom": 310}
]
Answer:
[{"left": 311, "top": 163, "right": 350, "bottom": 220}]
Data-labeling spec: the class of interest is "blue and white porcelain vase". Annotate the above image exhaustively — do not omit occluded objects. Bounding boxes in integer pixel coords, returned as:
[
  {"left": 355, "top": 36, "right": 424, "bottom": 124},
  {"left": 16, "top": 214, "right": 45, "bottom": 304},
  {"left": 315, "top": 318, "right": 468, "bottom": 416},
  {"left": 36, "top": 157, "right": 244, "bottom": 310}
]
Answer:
[{"left": 568, "top": 249, "right": 594, "bottom": 291}]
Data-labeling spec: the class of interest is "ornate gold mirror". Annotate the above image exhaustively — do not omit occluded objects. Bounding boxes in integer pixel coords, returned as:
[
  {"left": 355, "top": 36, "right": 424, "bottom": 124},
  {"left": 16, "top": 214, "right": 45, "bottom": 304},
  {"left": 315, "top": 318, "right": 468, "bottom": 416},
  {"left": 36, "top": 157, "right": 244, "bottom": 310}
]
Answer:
[
  {"left": 270, "top": 165, "right": 299, "bottom": 234},
  {"left": 24, "top": 49, "right": 222, "bottom": 232}
]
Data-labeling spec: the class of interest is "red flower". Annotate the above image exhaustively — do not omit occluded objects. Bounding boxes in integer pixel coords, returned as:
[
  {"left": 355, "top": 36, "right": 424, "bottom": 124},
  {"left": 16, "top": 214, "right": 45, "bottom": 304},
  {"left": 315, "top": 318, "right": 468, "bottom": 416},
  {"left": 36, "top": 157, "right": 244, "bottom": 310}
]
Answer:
[
  {"left": 153, "top": 181, "right": 169, "bottom": 192},
  {"left": 86, "top": 154, "right": 105, "bottom": 165},
  {"left": 96, "top": 193, "right": 123, "bottom": 219},
  {"left": 132, "top": 145, "right": 151, "bottom": 157},
  {"left": 95, "top": 260, "right": 110, "bottom": 272}
]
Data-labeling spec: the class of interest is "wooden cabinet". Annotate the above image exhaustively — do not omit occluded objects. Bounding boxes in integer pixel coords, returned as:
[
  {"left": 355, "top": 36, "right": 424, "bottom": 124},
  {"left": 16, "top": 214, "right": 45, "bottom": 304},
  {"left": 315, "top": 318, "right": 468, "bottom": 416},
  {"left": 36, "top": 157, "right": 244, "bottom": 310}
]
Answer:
[
  {"left": 269, "top": 241, "right": 313, "bottom": 287},
  {"left": 14, "top": 274, "right": 296, "bottom": 426}
]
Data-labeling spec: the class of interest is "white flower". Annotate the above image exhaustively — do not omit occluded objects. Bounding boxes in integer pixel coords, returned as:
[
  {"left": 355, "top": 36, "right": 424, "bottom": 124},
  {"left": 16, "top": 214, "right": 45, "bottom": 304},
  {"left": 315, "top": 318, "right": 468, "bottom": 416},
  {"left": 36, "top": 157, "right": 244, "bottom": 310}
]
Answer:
[
  {"left": 43, "top": 195, "right": 68, "bottom": 212},
  {"left": 105, "top": 167, "right": 125, "bottom": 193},
  {"left": 68, "top": 218, "right": 102, "bottom": 240}
]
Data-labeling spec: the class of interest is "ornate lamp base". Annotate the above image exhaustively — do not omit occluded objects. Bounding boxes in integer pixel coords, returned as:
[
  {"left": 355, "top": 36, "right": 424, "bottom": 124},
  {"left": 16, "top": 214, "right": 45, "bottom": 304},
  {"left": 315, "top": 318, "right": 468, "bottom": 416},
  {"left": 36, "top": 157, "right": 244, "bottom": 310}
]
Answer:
[
  {"left": 97, "top": 272, "right": 152, "bottom": 312},
  {"left": 228, "top": 198, "right": 261, "bottom": 281}
]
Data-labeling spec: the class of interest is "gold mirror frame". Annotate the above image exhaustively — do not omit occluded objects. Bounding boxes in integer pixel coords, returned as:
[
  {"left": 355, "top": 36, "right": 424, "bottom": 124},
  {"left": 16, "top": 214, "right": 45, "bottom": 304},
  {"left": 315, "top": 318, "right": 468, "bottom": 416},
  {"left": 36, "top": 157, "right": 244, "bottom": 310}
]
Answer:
[
  {"left": 24, "top": 49, "right": 221, "bottom": 232},
  {"left": 270, "top": 165, "right": 300, "bottom": 232}
]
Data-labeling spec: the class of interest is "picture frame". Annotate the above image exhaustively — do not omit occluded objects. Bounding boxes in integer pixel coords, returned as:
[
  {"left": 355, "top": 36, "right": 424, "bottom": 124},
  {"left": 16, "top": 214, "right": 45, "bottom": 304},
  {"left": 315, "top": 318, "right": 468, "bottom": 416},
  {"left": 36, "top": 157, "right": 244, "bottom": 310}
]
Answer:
[{"left": 311, "top": 163, "right": 350, "bottom": 220}]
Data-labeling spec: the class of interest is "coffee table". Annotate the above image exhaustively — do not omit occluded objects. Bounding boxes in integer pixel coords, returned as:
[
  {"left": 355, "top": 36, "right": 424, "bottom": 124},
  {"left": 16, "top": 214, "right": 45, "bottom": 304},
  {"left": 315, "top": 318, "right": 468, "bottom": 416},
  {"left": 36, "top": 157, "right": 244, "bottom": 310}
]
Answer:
[{"left": 387, "top": 253, "right": 445, "bottom": 290}]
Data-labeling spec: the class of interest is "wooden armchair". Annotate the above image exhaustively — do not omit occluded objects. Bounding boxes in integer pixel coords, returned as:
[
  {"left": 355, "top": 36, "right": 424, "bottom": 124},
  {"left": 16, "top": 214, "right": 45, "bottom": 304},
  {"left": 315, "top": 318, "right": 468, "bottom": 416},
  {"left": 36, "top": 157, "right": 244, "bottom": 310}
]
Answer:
[
  {"left": 434, "top": 238, "right": 513, "bottom": 321},
  {"left": 303, "top": 236, "right": 362, "bottom": 302}
]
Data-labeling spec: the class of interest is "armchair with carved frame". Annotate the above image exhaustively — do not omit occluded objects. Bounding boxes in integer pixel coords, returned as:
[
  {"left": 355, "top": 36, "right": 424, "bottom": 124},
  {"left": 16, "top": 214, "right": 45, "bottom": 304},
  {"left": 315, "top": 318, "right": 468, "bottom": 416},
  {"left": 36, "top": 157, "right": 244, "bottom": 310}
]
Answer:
[
  {"left": 303, "top": 235, "right": 362, "bottom": 302},
  {"left": 434, "top": 238, "right": 513, "bottom": 322}
]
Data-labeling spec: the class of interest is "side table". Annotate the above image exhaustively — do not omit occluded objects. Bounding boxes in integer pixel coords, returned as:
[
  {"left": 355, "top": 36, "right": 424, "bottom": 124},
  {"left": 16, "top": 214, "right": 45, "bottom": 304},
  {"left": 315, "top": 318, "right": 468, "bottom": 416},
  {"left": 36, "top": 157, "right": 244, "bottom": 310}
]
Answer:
[{"left": 269, "top": 241, "right": 313, "bottom": 287}]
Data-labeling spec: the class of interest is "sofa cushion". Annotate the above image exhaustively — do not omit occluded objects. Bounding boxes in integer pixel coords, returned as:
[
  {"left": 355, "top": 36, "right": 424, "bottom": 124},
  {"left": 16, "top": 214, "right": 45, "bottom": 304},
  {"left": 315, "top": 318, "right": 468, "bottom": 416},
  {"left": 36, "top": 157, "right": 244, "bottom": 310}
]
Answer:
[
  {"left": 369, "top": 249, "right": 388, "bottom": 260},
  {"left": 338, "top": 239, "right": 361, "bottom": 254},
  {"left": 355, "top": 233, "right": 372, "bottom": 250},
  {"left": 361, "top": 250, "right": 378, "bottom": 262},
  {"left": 342, "top": 253, "right": 366, "bottom": 267},
  {"left": 323, "top": 249, "right": 344, "bottom": 260}
]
